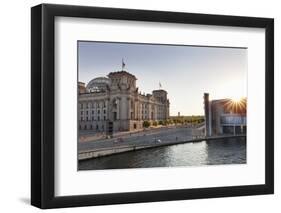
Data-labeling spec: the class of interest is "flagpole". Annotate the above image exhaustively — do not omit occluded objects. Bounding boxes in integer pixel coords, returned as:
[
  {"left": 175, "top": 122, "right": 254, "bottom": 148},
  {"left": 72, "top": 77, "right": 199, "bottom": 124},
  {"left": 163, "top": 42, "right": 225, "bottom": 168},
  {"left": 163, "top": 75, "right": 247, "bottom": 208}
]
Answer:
[{"left": 122, "top": 58, "right": 125, "bottom": 71}]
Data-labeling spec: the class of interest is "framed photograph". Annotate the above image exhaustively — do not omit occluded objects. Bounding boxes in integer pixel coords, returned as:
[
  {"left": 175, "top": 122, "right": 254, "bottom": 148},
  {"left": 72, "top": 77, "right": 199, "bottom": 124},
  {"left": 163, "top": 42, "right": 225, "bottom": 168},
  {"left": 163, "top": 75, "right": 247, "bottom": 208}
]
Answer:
[{"left": 31, "top": 4, "right": 274, "bottom": 209}]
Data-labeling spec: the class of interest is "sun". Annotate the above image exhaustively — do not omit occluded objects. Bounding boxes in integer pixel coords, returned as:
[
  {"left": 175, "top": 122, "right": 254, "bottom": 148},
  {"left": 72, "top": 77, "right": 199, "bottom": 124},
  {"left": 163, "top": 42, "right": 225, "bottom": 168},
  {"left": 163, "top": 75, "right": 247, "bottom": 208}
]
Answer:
[
  {"left": 230, "top": 94, "right": 243, "bottom": 103},
  {"left": 223, "top": 95, "right": 247, "bottom": 114}
]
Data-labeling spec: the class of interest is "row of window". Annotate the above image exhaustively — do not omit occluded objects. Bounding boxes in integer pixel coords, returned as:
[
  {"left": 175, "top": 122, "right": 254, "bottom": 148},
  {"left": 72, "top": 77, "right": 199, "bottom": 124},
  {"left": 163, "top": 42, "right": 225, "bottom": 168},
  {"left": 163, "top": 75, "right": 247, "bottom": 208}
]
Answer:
[
  {"left": 80, "top": 115, "right": 168, "bottom": 121},
  {"left": 79, "top": 124, "right": 105, "bottom": 131},
  {"left": 80, "top": 101, "right": 166, "bottom": 110},
  {"left": 80, "top": 116, "right": 107, "bottom": 121},
  {"left": 80, "top": 109, "right": 106, "bottom": 115},
  {"left": 140, "top": 105, "right": 166, "bottom": 111},
  {"left": 80, "top": 109, "right": 164, "bottom": 117},
  {"left": 79, "top": 102, "right": 107, "bottom": 109}
]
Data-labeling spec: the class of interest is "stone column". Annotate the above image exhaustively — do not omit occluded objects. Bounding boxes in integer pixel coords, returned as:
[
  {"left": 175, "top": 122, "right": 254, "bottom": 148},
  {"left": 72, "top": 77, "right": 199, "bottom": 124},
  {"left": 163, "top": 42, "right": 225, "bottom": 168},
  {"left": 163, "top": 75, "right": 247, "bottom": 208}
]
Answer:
[
  {"left": 127, "top": 97, "right": 131, "bottom": 120},
  {"left": 117, "top": 98, "right": 120, "bottom": 120}
]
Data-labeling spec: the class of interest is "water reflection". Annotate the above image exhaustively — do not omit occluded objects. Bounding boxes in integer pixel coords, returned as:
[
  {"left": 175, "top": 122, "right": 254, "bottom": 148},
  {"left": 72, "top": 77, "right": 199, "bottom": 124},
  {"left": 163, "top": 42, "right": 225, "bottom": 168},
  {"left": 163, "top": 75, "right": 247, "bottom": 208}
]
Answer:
[
  {"left": 79, "top": 137, "right": 246, "bottom": 170},
  {"left": 206, "top": 137, "right": 246, "bottom": 165}
]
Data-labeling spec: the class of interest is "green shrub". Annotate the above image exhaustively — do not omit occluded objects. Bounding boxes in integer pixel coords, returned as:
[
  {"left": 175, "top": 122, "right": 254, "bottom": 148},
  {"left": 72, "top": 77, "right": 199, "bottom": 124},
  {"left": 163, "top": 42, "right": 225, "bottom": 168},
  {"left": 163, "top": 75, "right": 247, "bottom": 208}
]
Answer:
[{"left": 143, "top": 120, "right": 151, "bottom": 128}]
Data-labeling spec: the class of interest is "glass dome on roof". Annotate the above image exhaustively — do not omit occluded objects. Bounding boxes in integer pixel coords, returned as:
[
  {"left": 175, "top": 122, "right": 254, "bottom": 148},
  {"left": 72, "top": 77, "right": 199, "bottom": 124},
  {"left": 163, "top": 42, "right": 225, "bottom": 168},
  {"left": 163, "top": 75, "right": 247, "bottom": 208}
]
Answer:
[{"left": 86, "top": 77, "right": 110, "bottom": 92}]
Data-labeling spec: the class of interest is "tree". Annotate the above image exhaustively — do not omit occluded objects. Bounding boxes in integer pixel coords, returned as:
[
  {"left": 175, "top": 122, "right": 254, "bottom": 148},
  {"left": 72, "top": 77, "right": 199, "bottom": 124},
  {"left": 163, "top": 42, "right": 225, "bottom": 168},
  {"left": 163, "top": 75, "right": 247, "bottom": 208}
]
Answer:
[{"left": 143, "top": 120, "right": 151, "bottom": 128}]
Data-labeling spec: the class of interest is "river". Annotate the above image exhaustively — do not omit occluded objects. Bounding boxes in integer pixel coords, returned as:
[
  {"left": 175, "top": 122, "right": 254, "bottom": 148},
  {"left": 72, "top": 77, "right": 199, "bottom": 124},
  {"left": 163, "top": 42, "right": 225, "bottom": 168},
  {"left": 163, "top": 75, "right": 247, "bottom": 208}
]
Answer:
[{"left": 78, "top": 137, "right": 246, "bottom": 170}]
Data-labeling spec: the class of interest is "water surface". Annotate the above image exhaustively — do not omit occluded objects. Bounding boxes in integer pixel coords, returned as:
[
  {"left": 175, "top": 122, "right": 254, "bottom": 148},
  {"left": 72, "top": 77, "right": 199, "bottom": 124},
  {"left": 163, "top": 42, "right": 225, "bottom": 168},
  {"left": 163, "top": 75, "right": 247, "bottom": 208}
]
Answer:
[{"left": 79, "top": 137, "right": 246, "bottom": 170}]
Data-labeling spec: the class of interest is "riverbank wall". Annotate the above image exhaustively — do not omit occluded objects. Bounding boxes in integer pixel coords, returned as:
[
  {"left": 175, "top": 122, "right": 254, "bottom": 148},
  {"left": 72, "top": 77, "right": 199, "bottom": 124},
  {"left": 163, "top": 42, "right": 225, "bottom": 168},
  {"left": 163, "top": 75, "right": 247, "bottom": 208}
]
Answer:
[{"left": 78, "top": 135, "right": 246, "bottom": 161}]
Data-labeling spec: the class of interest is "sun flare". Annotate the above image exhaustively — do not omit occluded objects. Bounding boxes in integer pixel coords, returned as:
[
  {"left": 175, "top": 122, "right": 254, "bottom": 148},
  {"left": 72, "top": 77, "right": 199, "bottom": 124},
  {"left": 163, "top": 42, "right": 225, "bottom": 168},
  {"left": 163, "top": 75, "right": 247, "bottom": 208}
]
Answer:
[
  {"left": 229, "top": 94, "right": 244, "bottom": 103},
  {"left": 223, "top": 95, "right": 247, "bottom": 114}
]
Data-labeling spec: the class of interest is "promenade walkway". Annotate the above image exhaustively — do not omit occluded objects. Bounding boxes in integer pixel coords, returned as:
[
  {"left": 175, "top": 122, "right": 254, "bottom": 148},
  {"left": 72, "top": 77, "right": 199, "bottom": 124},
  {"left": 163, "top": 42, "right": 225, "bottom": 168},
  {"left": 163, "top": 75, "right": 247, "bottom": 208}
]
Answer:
[{"left": 78, "top": 125, "right": 246, "bottom": 160}]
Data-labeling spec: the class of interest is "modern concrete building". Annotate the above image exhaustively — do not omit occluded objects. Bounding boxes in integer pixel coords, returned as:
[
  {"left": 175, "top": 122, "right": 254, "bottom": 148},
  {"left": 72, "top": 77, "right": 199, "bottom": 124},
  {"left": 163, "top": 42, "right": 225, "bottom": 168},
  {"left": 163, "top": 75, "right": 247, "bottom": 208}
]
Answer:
[
  {"left": 78, "top": 70, "right": 170, "bottom": 132},
  {"left": 204, "top": 93, "right": 247, "bottom": 136}
]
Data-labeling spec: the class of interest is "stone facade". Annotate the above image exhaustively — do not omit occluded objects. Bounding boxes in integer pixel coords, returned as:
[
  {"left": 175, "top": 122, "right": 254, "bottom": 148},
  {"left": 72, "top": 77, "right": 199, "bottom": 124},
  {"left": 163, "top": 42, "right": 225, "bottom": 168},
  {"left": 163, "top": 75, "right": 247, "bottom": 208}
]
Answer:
[{"left": 78, "top": 70, "right": 170, "bottom": 132}]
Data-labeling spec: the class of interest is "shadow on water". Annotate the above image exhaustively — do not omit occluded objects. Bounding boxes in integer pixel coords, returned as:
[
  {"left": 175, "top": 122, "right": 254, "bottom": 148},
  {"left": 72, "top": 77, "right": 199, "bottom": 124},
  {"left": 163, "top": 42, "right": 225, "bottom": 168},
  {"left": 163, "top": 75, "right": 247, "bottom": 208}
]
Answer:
[
  {"left": 206, "top": 137, "right": 246, "bottom": 165},
  {"left": 79, "top": 137, "right": 246, "bottom": 170}
]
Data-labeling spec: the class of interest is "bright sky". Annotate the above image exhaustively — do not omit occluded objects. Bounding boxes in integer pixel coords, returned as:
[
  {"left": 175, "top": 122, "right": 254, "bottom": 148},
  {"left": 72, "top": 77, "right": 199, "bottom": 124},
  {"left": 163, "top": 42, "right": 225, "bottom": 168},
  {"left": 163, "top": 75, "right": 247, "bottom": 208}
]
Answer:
[{"left": 78, "top": 41, "right": 247, "bottom": 116}]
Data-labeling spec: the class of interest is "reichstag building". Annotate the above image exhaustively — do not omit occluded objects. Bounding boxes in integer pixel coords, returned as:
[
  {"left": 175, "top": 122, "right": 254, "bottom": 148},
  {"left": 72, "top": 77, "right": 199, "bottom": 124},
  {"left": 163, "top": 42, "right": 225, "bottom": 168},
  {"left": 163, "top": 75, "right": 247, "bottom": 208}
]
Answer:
[{"left": 78, "top": 70, "right": 170, "bottom": 132}]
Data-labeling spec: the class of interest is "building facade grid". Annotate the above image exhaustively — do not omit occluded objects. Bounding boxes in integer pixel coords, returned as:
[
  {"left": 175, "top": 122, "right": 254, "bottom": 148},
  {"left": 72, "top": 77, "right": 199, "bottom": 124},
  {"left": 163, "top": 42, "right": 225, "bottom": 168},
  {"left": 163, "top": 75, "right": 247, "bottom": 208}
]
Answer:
[{"left": 78, "top": 70, "right": 170, "bottom": 132}]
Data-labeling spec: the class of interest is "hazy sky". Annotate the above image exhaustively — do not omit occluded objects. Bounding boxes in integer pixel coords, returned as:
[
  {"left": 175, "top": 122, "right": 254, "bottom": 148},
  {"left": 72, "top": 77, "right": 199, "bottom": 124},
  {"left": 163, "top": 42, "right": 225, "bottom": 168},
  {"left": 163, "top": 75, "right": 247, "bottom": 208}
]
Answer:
[{"left": 78, "top": 41, "right": 247, "bottom": 116}]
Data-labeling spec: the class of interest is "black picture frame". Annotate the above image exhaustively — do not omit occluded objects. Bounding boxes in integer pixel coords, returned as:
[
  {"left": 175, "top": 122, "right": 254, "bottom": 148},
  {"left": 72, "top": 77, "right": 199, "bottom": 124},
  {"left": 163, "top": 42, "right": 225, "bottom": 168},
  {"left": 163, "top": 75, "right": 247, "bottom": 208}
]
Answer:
[{"left": 31, "top": 3, "right": 274, "bottom": 209}]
